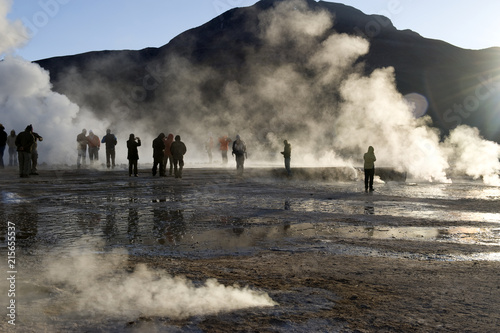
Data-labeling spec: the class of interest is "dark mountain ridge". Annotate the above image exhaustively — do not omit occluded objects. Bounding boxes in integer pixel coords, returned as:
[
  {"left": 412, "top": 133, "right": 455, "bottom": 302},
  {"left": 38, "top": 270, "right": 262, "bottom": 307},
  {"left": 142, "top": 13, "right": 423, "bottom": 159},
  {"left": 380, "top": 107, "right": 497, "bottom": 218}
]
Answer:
[{"left": 35, "top": 0, "right": 500, "bottom": 143}]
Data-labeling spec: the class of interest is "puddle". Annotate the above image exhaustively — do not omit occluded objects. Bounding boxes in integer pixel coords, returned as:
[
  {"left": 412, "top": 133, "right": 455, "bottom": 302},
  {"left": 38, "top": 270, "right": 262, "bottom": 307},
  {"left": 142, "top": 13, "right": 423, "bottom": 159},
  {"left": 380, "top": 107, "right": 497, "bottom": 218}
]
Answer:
[{"left": 1, "top": 169, "right": 500, "bottom": 261}]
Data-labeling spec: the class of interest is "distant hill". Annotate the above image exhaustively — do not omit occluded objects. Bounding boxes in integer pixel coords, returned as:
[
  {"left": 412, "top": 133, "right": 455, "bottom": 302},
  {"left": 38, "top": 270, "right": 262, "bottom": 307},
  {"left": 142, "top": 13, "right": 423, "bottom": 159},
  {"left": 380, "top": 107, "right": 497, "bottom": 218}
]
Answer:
[{"left": 36, "top": 0, "right": 500, "bottom": 144}]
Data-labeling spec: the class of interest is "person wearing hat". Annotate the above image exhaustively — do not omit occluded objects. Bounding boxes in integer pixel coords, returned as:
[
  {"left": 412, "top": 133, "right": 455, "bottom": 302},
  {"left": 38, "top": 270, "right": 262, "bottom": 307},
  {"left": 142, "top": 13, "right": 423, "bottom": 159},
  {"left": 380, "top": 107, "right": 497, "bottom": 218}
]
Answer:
[
  {"left": 15, "top": 125, "right": 35, "bottom": 177},
  {"left": 0, "top": 124, "right": 7, "bottom": 169}
]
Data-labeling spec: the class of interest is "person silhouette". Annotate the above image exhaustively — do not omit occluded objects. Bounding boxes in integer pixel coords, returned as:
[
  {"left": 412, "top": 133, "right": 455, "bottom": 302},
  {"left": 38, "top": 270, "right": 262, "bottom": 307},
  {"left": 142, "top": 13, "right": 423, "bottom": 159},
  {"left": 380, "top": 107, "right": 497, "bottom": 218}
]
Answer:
[{"left": 363, "top": 146, "right": 376, "bottom": 192}]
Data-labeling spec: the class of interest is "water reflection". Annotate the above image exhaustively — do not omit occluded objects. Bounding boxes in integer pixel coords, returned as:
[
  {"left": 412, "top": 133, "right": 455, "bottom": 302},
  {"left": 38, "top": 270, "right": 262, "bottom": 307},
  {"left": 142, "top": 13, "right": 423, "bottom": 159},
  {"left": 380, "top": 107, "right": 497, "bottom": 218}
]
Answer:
[
  {"left": 153, "top": 209, "right": 186, "bottom": 245},
  {"left": 364, "top": 201, "right": 374, "bottom": 215},
  {"left": 128, "top": 199, "right": 139, "bottom": 243}
]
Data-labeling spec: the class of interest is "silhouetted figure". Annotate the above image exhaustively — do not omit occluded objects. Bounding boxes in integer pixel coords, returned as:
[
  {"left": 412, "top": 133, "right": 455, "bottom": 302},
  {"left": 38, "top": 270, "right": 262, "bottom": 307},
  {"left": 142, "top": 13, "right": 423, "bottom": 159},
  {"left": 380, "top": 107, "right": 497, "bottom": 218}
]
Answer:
[
  {"left": 15, "top": 125, "right": 35, "bottom": 178},
  {"left": 219, "top": 135, "right": 231, "bottom": 164},
  {"left": 30, "top": 130, "right": 43, "bottom": 175},
  {"left": 127, "top": 133, "right": 141, "bottom": 177},
  {"left": 7, "top": 130, "right": 17, "bottom": 167},
  {"left": 206, "top": 134, "right": 214, "bottom": 164},
  {"left": 101, "top": 129, "right": 118, "bottom": 169},
  {"left": 152, "top": 133, "right": 166, "bottom": 176},
  {"left": 0, "top": 124, "right": 7, "bottom": 168},
  {"left": 281, "top": 140, "right": 292, "bottom": 176},
  {"left": 0, "top": 124, "right": 7, "bottom": 169},
  {"left": 163, "top": 133, "right": 174, "bottom": 176},
  {"left": 232, "top": 134, "right": 247, "bottom": 175},
  {"left": 363, "top": 146, "right": 376, "bottom": 192},
  {"left": 87, "top": 130, "right": 100, "bottom": 164},
  {"left": 76, "top": 129, "right": 88, "bottom": 168},
  {"left": 170, "top": 135, "right": 187, "bottom": 178}
]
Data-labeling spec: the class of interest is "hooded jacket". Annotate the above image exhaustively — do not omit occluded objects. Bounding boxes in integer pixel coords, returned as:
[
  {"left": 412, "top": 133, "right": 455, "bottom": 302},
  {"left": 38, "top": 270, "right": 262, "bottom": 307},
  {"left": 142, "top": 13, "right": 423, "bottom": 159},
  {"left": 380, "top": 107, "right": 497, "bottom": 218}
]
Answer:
[
  {"left": 363, "top": 146, "right": 376, "bottom": 169},
  {"left": 170, "top": 135, "right": 187, "bottom": 159}
]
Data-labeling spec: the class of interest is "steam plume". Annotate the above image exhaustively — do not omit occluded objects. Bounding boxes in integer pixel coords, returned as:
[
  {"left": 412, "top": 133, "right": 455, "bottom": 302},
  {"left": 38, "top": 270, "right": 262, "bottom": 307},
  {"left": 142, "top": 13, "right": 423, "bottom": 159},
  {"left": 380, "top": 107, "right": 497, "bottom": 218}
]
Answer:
[{"left": 43, "top": 242, "right": 277, "bottom": 319}]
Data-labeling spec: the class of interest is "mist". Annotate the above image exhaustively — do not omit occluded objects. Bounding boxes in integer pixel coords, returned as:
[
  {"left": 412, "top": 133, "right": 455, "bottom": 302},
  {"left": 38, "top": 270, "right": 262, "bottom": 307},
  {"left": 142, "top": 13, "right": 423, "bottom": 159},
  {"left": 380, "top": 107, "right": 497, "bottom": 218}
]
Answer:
[
  {"left": 42, "top": 239, "right": 276, "bottom": 319},
  {"left": 1, "top": 0, "right": 499, "bottom": 183}
]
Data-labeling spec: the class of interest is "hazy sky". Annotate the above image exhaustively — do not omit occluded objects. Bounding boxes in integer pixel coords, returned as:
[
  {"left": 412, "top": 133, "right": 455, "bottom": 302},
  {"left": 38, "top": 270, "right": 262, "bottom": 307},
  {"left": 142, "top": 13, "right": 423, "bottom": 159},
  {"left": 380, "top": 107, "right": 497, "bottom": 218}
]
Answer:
[{"left": 6, "top": 0, "right": 500, "bottom": 61}]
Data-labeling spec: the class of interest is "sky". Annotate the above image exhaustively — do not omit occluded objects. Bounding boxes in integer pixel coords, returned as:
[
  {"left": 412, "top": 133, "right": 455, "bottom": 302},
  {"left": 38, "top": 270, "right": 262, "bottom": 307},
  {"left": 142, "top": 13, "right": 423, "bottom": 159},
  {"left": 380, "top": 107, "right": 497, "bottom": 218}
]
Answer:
[{"left": 4, "top": 0, "right": 500, "bottom": 61}]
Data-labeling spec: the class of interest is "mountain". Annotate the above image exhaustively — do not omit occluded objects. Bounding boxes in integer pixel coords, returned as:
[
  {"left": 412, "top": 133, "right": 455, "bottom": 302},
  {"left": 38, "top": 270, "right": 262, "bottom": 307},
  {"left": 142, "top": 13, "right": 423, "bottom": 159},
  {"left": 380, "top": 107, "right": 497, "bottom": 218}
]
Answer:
[{"left": 35, "top": 0, "right": 500, "bottom": 144}]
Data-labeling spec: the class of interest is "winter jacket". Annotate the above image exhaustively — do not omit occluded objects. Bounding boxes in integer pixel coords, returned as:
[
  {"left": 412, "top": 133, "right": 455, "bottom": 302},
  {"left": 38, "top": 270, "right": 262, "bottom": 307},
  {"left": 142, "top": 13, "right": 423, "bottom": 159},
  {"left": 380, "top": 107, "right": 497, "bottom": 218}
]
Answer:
[
  {"left": 127, "top": 139, "right": 141, "bottom": 160},
  {"left": 102, "top": 133, "right": 117, "bottom": 150},
  {"left": 15, "top": 130, "right": 35, "bottom": 152},
  {"left": 363, "top": 146, "right": 376, "bottom": 169},
  {"left": 152, "top": 135, "right": 165, "bottom": 160},
  {"left": 170, "top": 137, "right": 187, "bottom": 160}
]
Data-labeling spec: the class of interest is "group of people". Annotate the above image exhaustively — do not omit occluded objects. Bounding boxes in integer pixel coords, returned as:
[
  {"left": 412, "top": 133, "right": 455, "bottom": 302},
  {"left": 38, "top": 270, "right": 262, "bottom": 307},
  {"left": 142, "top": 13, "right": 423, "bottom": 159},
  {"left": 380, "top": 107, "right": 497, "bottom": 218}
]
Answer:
[
  {"left": 76, "top": 128, "right": 118, "bottom": 169},
  {"left": 1, "top": 123, "right": 376, "bottom": 190},
  {"left": 0, "top": 124, "right": 44, "bottom": 177},
  {"left": 151, "top": 133, "right": 186, "bottom": 178}
]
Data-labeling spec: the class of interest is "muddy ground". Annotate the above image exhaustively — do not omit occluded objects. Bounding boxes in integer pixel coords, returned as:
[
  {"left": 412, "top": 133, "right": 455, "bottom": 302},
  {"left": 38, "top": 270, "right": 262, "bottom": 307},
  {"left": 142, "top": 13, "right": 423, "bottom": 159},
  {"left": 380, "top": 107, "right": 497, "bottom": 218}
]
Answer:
[{"left": 1, "top": 165, "right": 500, "bottom": 332}]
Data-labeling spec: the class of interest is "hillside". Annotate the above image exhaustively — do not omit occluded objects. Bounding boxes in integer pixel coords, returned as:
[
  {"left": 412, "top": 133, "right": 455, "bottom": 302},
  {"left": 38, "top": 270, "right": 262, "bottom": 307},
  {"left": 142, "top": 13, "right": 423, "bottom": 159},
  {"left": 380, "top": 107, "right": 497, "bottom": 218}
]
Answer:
[{"left": 35, "top": 0, "right": 500, "bottom": 144}]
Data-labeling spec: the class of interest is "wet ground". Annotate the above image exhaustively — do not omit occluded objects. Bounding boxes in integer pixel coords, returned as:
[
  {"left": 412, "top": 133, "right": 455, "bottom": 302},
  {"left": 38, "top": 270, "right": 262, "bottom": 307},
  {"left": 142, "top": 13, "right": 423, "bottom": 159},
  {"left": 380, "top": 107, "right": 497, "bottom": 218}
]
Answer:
[{"left": 1, "top": 165, "right": 500, "bottom": 332}]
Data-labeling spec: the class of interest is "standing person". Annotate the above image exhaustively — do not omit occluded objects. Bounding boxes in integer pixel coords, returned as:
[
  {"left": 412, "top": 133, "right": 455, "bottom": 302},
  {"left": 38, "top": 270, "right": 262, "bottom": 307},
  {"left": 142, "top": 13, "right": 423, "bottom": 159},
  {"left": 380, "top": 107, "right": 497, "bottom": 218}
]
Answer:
[
  {"left": 163, "top": 133, "right": 174, "bottom": 176},
  {"left": 170, "top": 135, "right": 187, "bottom": 178},
  {"left": 232, "top": 134, "right": 247, "bottom": 175},
  {"left": 206, "top": 134, "right": 214, "bottom": 164},
  {"left": 30, "top": 129, "right": 43, "bottom": 175},
  {"left": 363, "top": 146, "right": 376, "bottom": 192},
  {"left": 87, "top": 130, "right": 100, "bottom": 165},
  {"left": 101, "top": 129, "right": 118, "bottom": 169},
  {"left": 281, "top": 140, "right": 292, "bottom": 176},
  {"left": 127, "top": 134, "right": 141, "bottom": 177},
  {"left": 152, "top": 133, "right": 166, "bottom": 177},
  {"left": 76, "top": 129, "right": 88, "bottom": 169},
  {"left": 218, "top": 135, "right": 231, "bottom": 164},
  {"left": 15, "top": 125, "right": 35, "bottom": 178},
  {"left": 0, "top": 124, "right": 7, "bottom": 169},
  {"left": 7, "top": 130, "right": 17, "bottom": 167}
]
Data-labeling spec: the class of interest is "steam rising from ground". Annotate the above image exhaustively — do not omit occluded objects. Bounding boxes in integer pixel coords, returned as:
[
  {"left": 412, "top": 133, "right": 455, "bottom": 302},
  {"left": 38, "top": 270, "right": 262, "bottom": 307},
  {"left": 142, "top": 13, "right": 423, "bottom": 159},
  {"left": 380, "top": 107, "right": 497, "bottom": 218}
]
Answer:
[
  {"left": 1, "top": 0, "right": 499, "bottom": 184},
  {"left": 43, "top": 241, "right": 276, "bottom": 319}
]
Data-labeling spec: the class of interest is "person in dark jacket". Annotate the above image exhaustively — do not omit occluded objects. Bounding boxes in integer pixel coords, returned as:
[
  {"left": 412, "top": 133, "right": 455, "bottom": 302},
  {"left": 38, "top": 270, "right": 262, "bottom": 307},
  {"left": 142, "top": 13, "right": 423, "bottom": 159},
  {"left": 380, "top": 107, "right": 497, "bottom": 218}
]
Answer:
[
  {"left": 170, "top": 135, "right": 187, "bottom": 178},
  {"left": 15, "top": 125, "right": 35, "bottom": 178},
  {"left": 281, "top": 140, "right": 292, "bottom": 176},
  {"left": 152, "top": 133, "right": 166, "bottom": 177},
  {"left": 127, "top": 133, "right": 141, "bottom": 177},
  {"left": 101, "top": 129, "right": 118, "bottom": 169},
  {"left": 363, "top": 146, "right": 376, "bottom": 192},
  {"left": 232, "top": 134, "right": 247, "bottom": 175},
  {"left": 0, "top": 124, "right": 7, "bottom": 168}
]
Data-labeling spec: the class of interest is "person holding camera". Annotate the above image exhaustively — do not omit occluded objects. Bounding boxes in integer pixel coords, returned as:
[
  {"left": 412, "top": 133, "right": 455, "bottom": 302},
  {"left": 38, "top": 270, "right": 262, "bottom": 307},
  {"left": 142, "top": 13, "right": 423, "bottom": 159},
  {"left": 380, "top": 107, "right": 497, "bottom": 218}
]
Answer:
[{"left": 127, "top": 133, "right": 141, "bottom": 177}]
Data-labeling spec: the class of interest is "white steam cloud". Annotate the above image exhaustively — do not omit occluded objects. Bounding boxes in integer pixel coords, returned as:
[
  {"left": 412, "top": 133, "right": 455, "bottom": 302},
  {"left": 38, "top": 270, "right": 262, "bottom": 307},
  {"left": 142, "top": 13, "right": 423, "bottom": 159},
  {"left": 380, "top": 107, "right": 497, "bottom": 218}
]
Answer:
[
  {"left": 0, "top": 0, "right": 28, "bottom": 53},
  {"left": 1, "top": 0, "right": 499, "bottom": 184},
  {"left": 43, "top": 243, "right": 276, "bottom": 319},
  {"left": 0, "top": 0, "right": 110, "bottom": 166},
  {"left": 160, "top": 0, "right": 499, "bottom": 184}
]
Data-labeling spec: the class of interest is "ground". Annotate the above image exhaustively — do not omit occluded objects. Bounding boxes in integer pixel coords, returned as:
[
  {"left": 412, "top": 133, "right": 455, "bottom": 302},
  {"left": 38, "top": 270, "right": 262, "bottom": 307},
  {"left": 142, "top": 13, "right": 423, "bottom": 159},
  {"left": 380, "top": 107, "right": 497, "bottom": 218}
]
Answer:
[{"left": 0, "top": 166, "right": 499, "bottom": 332}]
